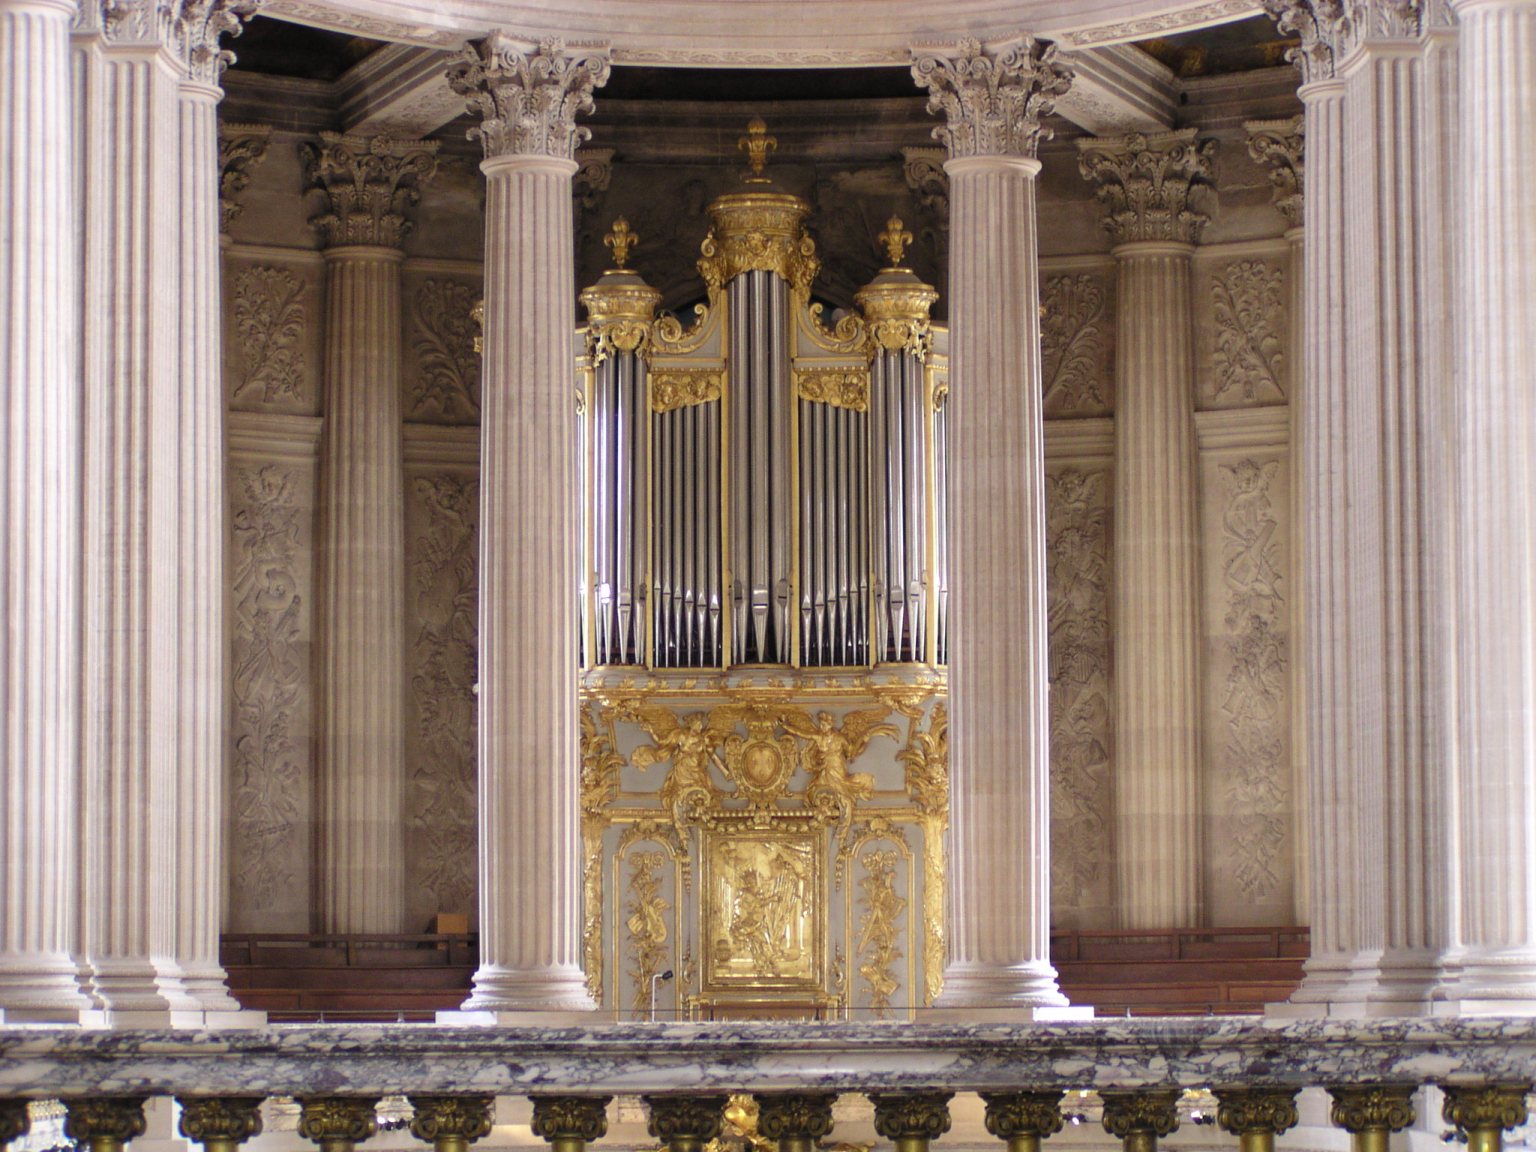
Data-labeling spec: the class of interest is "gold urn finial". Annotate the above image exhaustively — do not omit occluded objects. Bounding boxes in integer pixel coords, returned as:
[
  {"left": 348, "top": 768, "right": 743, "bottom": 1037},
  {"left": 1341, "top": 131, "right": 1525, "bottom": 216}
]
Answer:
[
  {"left": 604, "top": 217, "right": 637, "bottom": 268},
  {"left": 878, "top": 216, "right": 913, "bottom": 268},
  {"left": 738, "top": 116, "right": 777, "bottom": 183}
]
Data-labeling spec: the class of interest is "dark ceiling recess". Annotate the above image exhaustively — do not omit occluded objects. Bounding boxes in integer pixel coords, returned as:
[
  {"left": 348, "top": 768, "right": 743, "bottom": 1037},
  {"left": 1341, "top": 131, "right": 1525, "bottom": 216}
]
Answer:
[
  {"left": 228, "top": 14, "right": 387, "bottom": 82},
  {"left": 1134, "top": 14, "right": 1299, "bottom": 77},
  {"left": 600, "top": 65, "right": 921, "bottom": 103}
]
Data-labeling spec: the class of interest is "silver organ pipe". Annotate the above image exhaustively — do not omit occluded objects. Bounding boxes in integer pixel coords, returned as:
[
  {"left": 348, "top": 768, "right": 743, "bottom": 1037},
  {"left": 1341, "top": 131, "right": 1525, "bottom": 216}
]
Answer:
[{"left": 932, "top": 357, "right": 949, "bottom": 666}]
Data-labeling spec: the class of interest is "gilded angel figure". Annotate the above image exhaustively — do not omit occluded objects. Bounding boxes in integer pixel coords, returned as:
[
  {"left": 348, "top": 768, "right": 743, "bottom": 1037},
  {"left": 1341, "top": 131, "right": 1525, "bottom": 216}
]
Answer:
[
  {"left": 780, "top": 706, "right": 898, "bottom": 818},
  {"left": 627, "top": 703, "right": 740, "bottom": 826}
]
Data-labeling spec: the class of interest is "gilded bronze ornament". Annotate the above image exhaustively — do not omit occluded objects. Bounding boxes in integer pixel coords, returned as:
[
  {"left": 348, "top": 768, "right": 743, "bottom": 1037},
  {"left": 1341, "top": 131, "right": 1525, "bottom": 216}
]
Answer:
[
  {"left": 63, "top": 1098, "right": 149, "bottom": 1152},
  {"left": 297, "top": 1097, "right": 380, "bottom": 1152},
  {"left": 870, "top": 1092, "right": 954, "bottom": 1152},
  {"left": 531, "top": 1096, "right": 613, "bottom": 1152},
  {"left": 1100, "top": 1091, "right": 1181, "bottom": 1152},
  {"left": 1328, "top": 1086, "right": 1416, "bottom": 1152},
  {"left": 177, "top": 1097, "right": 266, "bottom": 1152},
  {"left": 408, "top": 1096, "right": 495, "bottom": 1152},
  {"left": 1213, "top": 1088, "right": 1299, "bottom": 1152},
  {"left": 1441, "top": 1085, "right": 1530, "bottom": 1152},
  {"left": 981, "top": 1090, "right": 1065, "bottom": 1152},
  {"left": 645, "top": 1096, "right": 729, "bottom": 1152},
  {"left": 754, "top": 1093, "right": 836, "bottom": 1152}
]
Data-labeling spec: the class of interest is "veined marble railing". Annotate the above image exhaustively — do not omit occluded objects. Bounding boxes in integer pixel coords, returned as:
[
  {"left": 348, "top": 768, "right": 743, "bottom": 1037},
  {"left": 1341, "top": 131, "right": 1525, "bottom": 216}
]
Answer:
[{"left": 0, "top": 1020, "right": 1532, "bottom": 1152}]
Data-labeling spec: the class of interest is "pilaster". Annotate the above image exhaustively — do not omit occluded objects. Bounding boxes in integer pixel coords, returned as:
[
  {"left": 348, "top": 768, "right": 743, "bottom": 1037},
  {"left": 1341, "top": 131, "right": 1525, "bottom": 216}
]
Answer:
[
  {"left": 304, "top": 132, "right": 438, "bottom": 935},
  {"left": 1078, "top": 128, "right": 1215, "bottom": 930},
  {"left": 910, "top": 35, "right": 1081, "bottom": 1015},
  {"left": 442, "top": 34, "right": 608, "bottom": 1016}
]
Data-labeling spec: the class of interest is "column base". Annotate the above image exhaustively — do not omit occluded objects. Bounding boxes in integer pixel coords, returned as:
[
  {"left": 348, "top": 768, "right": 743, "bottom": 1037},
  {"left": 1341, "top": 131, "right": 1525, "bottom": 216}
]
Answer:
[
  {"left": 930, "top": 961, "right": 1083, "bottom": 1019},
  {"left": 1433, "top": 948, "right": 1536, "bottom": 1014},
  {"left": 77, "top": 1008, "right": 268, "bottom": 1029},
  {"left": 0, "top": 954, "right": 96, "bottom": 1019},
  {"left": 451, "top": 963, "right": 599, "bottom": 1018},
  {"left": 1268, "top": 950, "right": 1450, "bottom": 1017}
]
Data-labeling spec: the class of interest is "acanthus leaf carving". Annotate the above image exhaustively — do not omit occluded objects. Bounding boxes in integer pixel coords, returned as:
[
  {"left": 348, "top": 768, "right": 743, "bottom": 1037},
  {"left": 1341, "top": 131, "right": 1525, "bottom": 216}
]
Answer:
[
  {"left": 218, "top": 122, "right": 271, "bottom": 233},
  {"left": 301, "top": 132, "right": 440, "bottom": 249},
  {"left": 1078, "top": 128, "right": 1218, "bottom": 246},
  {"left": 1245, "top": 116, "right": 1305, "bottom": 229},
  {"left": 910, "top": 36, "right": 1074, "bottom": 161},
  {"left": 231, "top": 264, "right": 308, "bottom": 407},
  {"left": 1211, "top": 259, "right": 1286, "bottom": 404},
  {"left": 1040, "top": 273, "right": 1110, "bottom": 415},
  {"left": 446, "top": 35, "right": 611, "bottom": 161},
  {"left": 408, "top": 473, "right": 480, "bottom": 918},
  {"left": 411, "top": 278, "right": 482, "bottom": 422},
  {"left": 101, "top": 0, "right": 263, "bottom": 83}
]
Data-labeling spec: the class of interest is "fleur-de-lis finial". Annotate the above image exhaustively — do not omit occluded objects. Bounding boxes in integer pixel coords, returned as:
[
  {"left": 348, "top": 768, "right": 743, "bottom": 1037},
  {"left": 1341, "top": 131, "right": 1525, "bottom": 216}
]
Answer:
[
  {"left": 605, "top": 217, "right": 637, "bottom": 268},
  {"left": 738, "top": 116, "right": 777, "bottom": 182},
  {"left": 878, "top": 216, "right": 913, "bottom": 267}
]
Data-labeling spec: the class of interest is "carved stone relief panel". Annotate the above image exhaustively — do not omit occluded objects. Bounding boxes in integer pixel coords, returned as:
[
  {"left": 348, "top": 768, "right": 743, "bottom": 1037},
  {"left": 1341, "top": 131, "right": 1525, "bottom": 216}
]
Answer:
[
  {"left": 228, "top": 458, "right": 316, "bottom": 932},
  {"left": 1040, "top": 267, "right": 1115, "bottom": 417},
  {"left": 1044, "top": 464, "right": 1116, "bottom": 929},
  {"left": 402, "top": 271, "right": 483, "bottom": 425},
  {"left": 1195, "top": 246, "right": 1291, "bottom": 410},
  {"left": 223, "top": 255, "right": 323, "bottom": 416},
  {"left": 1198, "top": 428, "right": 1294, "bottom": 924},
  {"left": 403, "top": 467, "right": 481, "bottom": 928}
]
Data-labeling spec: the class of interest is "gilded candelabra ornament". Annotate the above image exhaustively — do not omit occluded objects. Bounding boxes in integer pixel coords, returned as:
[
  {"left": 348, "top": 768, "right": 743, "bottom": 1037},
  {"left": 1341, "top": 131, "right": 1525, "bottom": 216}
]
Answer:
[
  {"left": 981, "top": 1091, "right": 1065, "bottom": 1152},
  {"left": 178, "top": 1098, "right": 266, "bottom": 1152},
  {"left": 1213, "top": 1088, "right": 1300, "bottom": 1152},
  {"left": 1328, "top": 1086, "right": 1416, "bottom": 1152},
  {"left": 408, "top": 1097, "right": 495, "bottom": 1152},
  {"left": 1442, "top": 1085, "right": 1531, "bottom": 1152},
  {"left": 63, "top": 1099, "right": 148, "bottom": 1152},
  {"left": 0, "top": 1101, "right": 29, "bottom": 1148},
  {"left": 871, "top": 1093, "right": 954, "bottom": 1152},
  {"left": 297, "top": 1097, "right": 380, "bottom": 1152},
  {"left": 754, "top": 1094, "right": 836, "bottom": 1152},
  {"left": 1100, "top": 1092, "right": 1181, "bottom": 1152},
  {"left": 646, "top": 1096, "right": 729, "bottom": 1152},
  {"left": 531, "top": 1097, "right": 613, "bottom": 1152},
  {"left": 739, "top": 117, "right": 777, "bottom": 182},
  {"left": 856, "top": 219, "right": 936, "bottom": 359}
]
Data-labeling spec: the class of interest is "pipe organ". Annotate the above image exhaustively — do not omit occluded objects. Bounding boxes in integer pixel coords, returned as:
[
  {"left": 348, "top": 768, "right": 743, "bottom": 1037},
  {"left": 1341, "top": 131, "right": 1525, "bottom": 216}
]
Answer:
[{"left": 577, "top": 122, "right": 951, "bottom": 1020}]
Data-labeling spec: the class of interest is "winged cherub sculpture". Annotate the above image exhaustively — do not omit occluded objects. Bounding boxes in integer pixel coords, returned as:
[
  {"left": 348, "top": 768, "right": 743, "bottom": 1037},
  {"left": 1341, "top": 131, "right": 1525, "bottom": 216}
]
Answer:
[{"left": 780, "top": 706, "right": 899, "bottom": 822}]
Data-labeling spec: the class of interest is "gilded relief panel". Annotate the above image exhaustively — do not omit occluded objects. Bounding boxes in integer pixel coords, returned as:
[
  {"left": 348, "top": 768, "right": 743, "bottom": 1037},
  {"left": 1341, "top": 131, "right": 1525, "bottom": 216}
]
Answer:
[{"left": 581, "top": 677, "right": 946, "bottom": 1020}]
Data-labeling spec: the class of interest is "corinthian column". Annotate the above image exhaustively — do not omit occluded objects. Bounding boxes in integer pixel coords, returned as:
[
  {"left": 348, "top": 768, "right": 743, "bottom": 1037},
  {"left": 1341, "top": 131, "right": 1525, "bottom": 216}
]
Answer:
[
  {"left": 1446, "top": 0, "right": 1536, "bottom": 1010},
  {"left": 445, "top": 34, "right": 608, "bottom": 1016},
  {"left": 305, "top": 133, "right": 439, "bottom": 935},
  {"left": 910, "top": 36, "right": 1080, "bottom": 1015},
  {"left": 73, "top": 0, "right": 258, "bottom": 1022},
  {"left": 1078, "top": 129, "right": 1214, "bottom": 930},
  {"left": 0, "top": 0, "right": 93, "bottom": 1022}
]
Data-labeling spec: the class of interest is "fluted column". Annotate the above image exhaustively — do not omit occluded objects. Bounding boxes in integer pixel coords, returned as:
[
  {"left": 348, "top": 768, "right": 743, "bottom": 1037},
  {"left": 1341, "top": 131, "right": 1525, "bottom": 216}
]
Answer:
[
  {"left": 445, "top": 34, "right": 608, "bottom": 1015},
  {"left": 1078, "top": 129, "right": 1214, "bottom": 930},
  {"left": 0, "top": 0, "right": 92, "bottom": 1022},
  {"left": 910, "top": 36, "right": 1077, "bottom": 1013},
  {"left": 1245, "top": 115, "right": 1308, "bottom": 926},
  {"left": 1447, "top": 0, "right": 1536, "bottom": 1009},
  {"left": 305, "top": 132, "right": 438, "bottom": 935}
]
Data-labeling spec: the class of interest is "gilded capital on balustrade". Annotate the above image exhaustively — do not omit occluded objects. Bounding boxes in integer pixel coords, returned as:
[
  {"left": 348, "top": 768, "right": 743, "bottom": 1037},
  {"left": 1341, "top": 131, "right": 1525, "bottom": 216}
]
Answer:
[
  {"left": 408, "top": 1096, "right": 495, "bottom": 1149},
  {"left": 531, "top": 1096, "right": 613, "bottom": 1145},
  {"left": 754, "top": 1094, "right": 836, "bottom": 1144},
  {"left": 63, "top": 1098, "right": 148, "bottom": 1152},
  {"left": 296, "top": 1097, "right": 380, "bottom": 1152},
  {"left": 909, "top": 36, "right": 1074, "bottom": 160},
  {"left": 646, "top": 1096, "right": 729, "bottom": 1152},
  {"left": 1077, "top": 128, "right": 1217, "bottom": 246},
  {"left": 177, "top": 1097, "right": 265, "bottom": 1149},
  {"left": 870, "top": 1092, "right": 954, "bottom": 1142},
  {"left": 981, "top": 1091, "right": 1066, "bottom": 1142},
  {"left": 302, "top": 133, "right": 440, "bottom": 249},
  {"left": 1100, "top": 1091, "right": 1181, "bottom": 1142},
  {"left": 1328, "top": 1085, "right": 1417, "bottom": 1133},
  {"left": 447, "top": 34, "right": 612, "bottom": 161},
  {"left": 1442, "top": 1086, "right": 1530, "bottom": 1136},
  {"left": 1213, "top": 1088, "right": 1301, "bottom": 1136}
]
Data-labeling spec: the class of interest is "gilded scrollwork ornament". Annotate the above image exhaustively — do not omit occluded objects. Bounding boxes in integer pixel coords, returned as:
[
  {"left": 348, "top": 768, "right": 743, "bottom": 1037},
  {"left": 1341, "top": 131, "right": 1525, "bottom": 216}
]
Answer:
[
  {"left": 870, "top": 1093, "right": 954, "bottom": 1147},
  {"left": 64, "top": 1098, "right": 149, "bottom": 1152},
  {"left": 981, "top": 1091, "right": 1065, "bottom": 1150},
  {"left": 645, "top": 1096, "right": 729, "bottom": 1152},
  {"left": 408, "top": 1096, "right": 494, "bottom": 1152},
  {"left": 1442, "top": 1085, "right": 1530, "bottom": 1151},
  {"left": 795, "top": 368, "right": 870, "bottom": 412},
  {"left": 296, "top": 1097, "right": 379, "bottom": 1152},
  {"left": 177, "top": 1098, "right": 266, "bottom": 1152},
  {"left": 531, "top": 1096, "right": 613, "bottom": 1150},
  {"left": 1327, "top": 1086, "right": 1416, "bottom": 1135},
  {"left": 447, "top": 35, "right": 611, "bottom": 161},
  {"left": 753, "top": 1094, "right": 836, "bottom": 1148},
  {"left": 910, "top": 36, "right": 1074, "bottom": 160},
  {"left": 1100, "top": 1091, "right": 1181, "bottom": 1151},
  {"left": 651, "top": 370, "right": 724, "bottom": 412},
  {"left": 1213, "top": 1088, "right": 1300, "bottom": 1143}
]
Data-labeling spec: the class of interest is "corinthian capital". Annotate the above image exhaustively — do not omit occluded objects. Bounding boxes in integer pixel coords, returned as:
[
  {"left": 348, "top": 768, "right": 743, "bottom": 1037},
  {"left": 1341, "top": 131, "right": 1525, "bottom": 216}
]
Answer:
[
  {"left": 910, "top": 36, "right": 1074, "bottom": 161},
  {"left": 446, "top": 35, "right": 611, "bottom": 161},
  {"left": 1077, "top": 128, "right": 1217, "bottom": 246},
  {"left": 219, "top": 122, "right": 271, "bottom": 233},
  {"left": 100, "top": 0, "right": 263, "bottom": 83},
  {"left": 1258, "top": 0, "right": 1424, "bottom": 83},
  {"left": 301, "top": 133, "right": 440, "bottom": 249},
  {"left": 1245, "top": 116, "right": 1304, "bottom": 228}
]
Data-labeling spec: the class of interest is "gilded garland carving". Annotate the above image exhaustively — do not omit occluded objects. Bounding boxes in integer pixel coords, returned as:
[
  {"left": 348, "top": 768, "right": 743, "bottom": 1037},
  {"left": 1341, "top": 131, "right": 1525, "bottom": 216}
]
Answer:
[
  {"left": 531, "top": 1098, "right": 612, "bottom": 1145},
  {"left": 1219, "top": 459, "right": 1288, "bottom": 900},
  {"left": 218, "top": 124, "right": 270, "bottom": 233},
  {"left": 1213, "top": 1089, "right": 1301, "bottom": 1137},
  {"left": 1100, "top": 1092, "right": 1181, "bottom": 1140},
  {"left": 231, "top": 266, "right": 308, "bottom": 408},
  {"left": 1041, "top": 273, "right": 1111, "bottom": 415},
  {"left": 447, "top": 35, "right": 612, "bottom": 161},
  {"left": 412, "top": 279, "right": 482, "bottom": 422},
  {"left": 910, "top": 37, "right": 1074, "bottom": 160},
  {"left": 1442, "top": 1087, "right": 1530, "bottom": 1135},
  {"left": 1078, "top": 129, "right": 1218, "bottom": 246},
  {"left": 624, "top": 849, "right": 673, "bottom": 1014},
  {"left": 1245, "top": 117, "right": 1305, "bottom": 229},
  {"left": 981, "top": 1093, "right": 1065, "bottom": 1141},
  {"left": 581, "top": 705, "right": 625, "bottom": 1004},
  {"left": 408, "top": 1098, "right": 494, "bottom": 1147},
  {"left": 230, "top": 464, "right": 307, "bottom": 914},
  {"left": 100, "top": 0, "right": 261, "bottom": 83},
  {"left": 855, "top": 848, "right": 905, "bottom": 1016},
  {"left": 897, "top": 701, "right": 947, "bottom": 1006},
  {"left": 795, "top": 368, "right": 870, "bottom": 412},
  {"left": 178, "top": 1098, "right": 265, "bottom": 1146},
  {"left": 1328, "top": 1087, "right": 1417, "bottom": 1134},
  {"left": 302, "top": 133, "right": 439, "bottom": 249},
  {"left": 1046, "top": 469, "right": 1112, "bottom": 911},
  {"left": 651, "top": 369, "right": 724, "bottom": 412},
  {"left": 1211, "top": 261, "right": 1286, "bottom": 404},
  {"left": 408, "top": 475, "right": 480, "bottom": 917}
]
